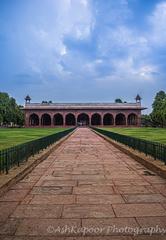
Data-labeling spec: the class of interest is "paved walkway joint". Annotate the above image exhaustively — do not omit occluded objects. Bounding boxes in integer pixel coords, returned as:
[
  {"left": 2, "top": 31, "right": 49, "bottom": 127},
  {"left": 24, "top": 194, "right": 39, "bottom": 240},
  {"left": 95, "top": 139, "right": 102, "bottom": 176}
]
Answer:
[{"left": 0, "top": 128, "right": 166, "bottom": 240}]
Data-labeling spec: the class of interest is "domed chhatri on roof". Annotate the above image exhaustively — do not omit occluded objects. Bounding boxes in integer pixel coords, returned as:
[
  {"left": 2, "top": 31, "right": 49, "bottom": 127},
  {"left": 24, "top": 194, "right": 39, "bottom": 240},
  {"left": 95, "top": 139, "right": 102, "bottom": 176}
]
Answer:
[
  {"left": 25, "top": 95, "right": 31, "bottom": 103},
  {"left": 135, "top": 94, "right": 142, "bottom": 103}
]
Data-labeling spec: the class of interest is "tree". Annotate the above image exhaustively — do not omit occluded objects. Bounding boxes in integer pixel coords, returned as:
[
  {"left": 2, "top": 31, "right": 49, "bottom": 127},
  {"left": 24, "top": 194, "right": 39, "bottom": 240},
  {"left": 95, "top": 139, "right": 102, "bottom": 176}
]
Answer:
[
  {"left": 160, "top": 99, "right": 166, "bottom": 127},
  {"left": 141, "top": 114, "right": 153, "bottom": 127},
  {"left": 0, "top": 113, "right": 3, "bottom": 125},
  {"left": 152, "top": 91, "right": 166, "bottom": 109},
  {"left": 115, "top": 98, "right": 123, "bottom": 103},
  {"left": 0, "top": 92, "right": 24, "bottom": 126},
  {"left": 16, "top": 105, "right": 24, "bottom": 126},
  {"left": 151, "top": 90, "right": 166, "bottom": 127}
]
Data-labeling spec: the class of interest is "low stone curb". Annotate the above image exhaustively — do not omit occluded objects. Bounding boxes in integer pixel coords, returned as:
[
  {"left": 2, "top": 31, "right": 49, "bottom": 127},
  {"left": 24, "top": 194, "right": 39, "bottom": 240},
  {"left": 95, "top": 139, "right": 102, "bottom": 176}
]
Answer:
[
  {"left": 0, "top": 129, "right": 75, "bottom": 197},
  {"left": 92, "top": 129, "right": 166, "bottom": 179}
]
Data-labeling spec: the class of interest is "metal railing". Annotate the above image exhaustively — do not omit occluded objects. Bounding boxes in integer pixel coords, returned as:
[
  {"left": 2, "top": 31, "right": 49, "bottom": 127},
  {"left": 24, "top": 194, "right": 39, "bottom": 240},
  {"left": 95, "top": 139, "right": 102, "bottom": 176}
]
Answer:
[
  {"left": 92, "top": 127, "right": 166, "bottom": 164},
  {"left": 0, "top": 128, "right": 75, "bottom": 174}
]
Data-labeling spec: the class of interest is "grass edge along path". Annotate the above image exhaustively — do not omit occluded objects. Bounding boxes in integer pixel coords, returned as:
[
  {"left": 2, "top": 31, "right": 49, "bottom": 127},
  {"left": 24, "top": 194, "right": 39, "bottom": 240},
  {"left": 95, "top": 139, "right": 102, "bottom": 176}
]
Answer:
[
  {"left": 95, "top": 127, "right": 166, "bottom": 164},
  {"left": 100, "top": 127, "right": 166, "bottom": 145},
  {"left": 0, "top": 128, "right": 69, "bottom": 150},
  {"left": 0, "top": 128, "right": 74, "bottom": 174}
]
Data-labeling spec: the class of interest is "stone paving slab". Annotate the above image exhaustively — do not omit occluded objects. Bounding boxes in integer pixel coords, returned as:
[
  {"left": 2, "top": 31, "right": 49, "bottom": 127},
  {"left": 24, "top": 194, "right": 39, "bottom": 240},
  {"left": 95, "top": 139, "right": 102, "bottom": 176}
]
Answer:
[
  {"left": 29, "top": 194, "right": 76, "bottom": 204},
  {"left": 42, "top": 180, "right": 77, "bottom": 187},
  {"left": 73, "top": 185, "right": 115, "bottom": 194},
  {"left": 0, "top": 128, "right": 166, "bottom": 239},
  {"left": 62, "top": 204, "right": 115, "bottom": 218},
  {"left": 136, "top": 216, "right": 166, "bottom": 228},
  {"left": 11, "top": 204, "right": 63, "bottom": 218},
  {"left": 10, "top": 181, "right": 36, "bottom": 190},
  {"left": 0, "top": 189, "right": 30, "bottom": 202},
  {"left": 82, "top": 218, "right": 139, "bottom": 236},
  {"left": 112, "top": 203, "right": 166, "bottom": 217},
  {"left": 113, "top": 179, "right": 151, "bottom": 186},
  {"left": 78, "top": 179, "right": 114, "bottom": 185},
  {"left": 15, "top": 219, "right": 81, "bottom": 236},
  {"left": 115, "top": 185, "right": 155, "bottom": 194},
  {"left": 76, "top": 194, "right": 125, "bottom": 204},
  {"left": 31, "top": 186, "right": 72, "bottom": 195},
  {"left": 0, "top": 202, "right": 19, "bottom": 222},
  {"left": 123, "top": 193, "right": 166, "bottom": 203},
  {"left": 0, "top": 218, "right": 21, "bottom": 235}
]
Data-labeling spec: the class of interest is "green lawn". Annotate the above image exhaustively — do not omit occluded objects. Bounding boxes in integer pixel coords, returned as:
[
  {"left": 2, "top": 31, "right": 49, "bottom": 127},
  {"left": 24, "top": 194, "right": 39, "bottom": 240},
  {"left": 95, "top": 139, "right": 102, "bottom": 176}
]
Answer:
[
  {"left": 0, "top": 128, "right": 68, "bottom": 150},
  {"left": 100, "top": 127, "right": 166, "bottom": 144}
]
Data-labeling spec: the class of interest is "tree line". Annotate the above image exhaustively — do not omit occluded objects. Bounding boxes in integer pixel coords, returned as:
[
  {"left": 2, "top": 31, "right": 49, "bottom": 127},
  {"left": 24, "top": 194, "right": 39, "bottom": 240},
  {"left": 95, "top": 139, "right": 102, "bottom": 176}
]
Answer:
[{"left": 0, "top": 92, "right": 24, "bottom": 126}]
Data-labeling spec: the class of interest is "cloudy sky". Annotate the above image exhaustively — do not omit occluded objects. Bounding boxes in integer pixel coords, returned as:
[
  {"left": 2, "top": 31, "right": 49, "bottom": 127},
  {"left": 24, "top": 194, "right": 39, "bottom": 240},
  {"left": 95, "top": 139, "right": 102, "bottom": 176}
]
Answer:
[{"left": 0, "top": 0, "right": 166, "bottom": 112}]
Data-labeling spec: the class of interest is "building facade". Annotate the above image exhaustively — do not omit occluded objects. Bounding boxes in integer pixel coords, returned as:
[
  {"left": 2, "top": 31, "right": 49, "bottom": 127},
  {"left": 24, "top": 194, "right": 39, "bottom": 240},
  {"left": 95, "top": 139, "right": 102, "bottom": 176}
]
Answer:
[{"left": 24, "top": 95, "right": 146, "bottom": 127}]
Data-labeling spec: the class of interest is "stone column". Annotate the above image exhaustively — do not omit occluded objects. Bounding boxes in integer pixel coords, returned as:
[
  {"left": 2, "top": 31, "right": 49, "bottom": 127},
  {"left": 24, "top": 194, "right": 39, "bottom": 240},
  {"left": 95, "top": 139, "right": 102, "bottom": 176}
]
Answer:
[
  {"left": 125, "top": 114, "right": 128, "bottom": 127},
  {"left": 63, "top": 113, "right": 66, "bottom": 127},
  {"left": 101, "top": 112, "right": 104, "bottom": 127},
  {"left": 38, "top": 114, "right": 42, "bottom": 128},
  {"left": 137, "top": 114, "right": 141, "bottom": 127},
  {"left": 25, "top": 113, "right": 29, "bottom": 127},
  {"left": 113, "top": 115, "right": 116, "bottom": 127},
  {"left": 51, "top": 116, "right": 54, "bottom": 128}
]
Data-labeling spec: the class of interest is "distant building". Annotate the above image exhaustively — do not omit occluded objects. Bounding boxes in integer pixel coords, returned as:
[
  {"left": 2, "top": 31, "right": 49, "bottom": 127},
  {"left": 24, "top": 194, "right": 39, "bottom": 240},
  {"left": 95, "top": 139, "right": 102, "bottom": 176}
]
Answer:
[{"left": 23, "top": 95, "right": 146, "bottom": 127}]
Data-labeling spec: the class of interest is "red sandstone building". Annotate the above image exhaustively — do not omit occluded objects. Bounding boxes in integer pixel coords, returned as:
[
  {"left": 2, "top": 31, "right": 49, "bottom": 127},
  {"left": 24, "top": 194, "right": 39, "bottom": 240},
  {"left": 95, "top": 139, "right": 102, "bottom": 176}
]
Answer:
[{"left": 24, "top": 95, "right": 146, "bottom": 127}]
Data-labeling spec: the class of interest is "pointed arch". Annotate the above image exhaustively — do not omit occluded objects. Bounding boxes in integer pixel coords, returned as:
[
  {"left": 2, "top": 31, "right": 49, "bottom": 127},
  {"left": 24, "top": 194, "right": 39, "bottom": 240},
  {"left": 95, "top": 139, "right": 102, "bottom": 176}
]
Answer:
[
  {"left": 65, "top": 113, "right": 76, "bottom": 126},
  {"left": 41, "top": 113, "right": 51, "bottom": 126},
  {"left": 128, "top": 113, "right": 138, "bottom": 125},
  {"left": 77, "top": 113, "right": 90, "bottom": 126},
  {"left": 91, "top": 113, "right": 101, "bottom": 125},
  {"left": 29, "top": 113, "right": 39, "bottom": 126},
  {"left": 115, "top": 113, "right": 126, "bottom": 126},
  {"left": 53, "top": 113, "right": 63, "bottom": 126},
  {"left": 103, "top": 113, "right": 114, "bottom": 125}
]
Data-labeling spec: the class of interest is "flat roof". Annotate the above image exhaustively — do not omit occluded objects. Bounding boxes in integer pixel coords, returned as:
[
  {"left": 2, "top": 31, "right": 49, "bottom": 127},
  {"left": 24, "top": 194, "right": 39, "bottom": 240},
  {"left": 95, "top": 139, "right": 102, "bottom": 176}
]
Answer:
[{"left": 24, "top": 102, "right": 146, "bottom": 110}]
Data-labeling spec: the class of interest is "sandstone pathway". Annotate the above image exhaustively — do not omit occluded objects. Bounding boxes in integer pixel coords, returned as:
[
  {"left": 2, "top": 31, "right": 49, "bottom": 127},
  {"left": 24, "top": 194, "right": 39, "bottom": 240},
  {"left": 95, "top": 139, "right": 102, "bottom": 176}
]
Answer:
[{"left": 0, "top": 128, "right": 166, "bottom": 240}]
